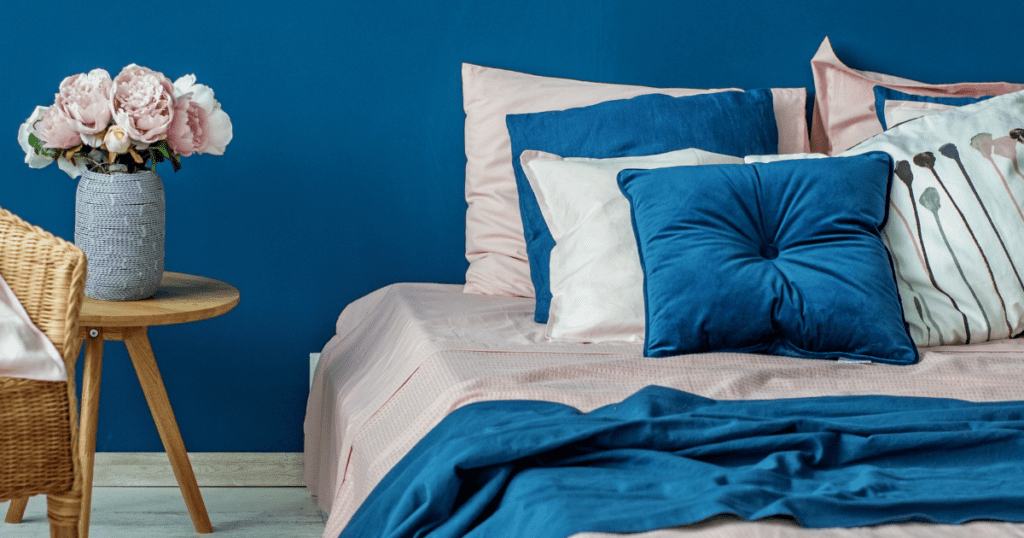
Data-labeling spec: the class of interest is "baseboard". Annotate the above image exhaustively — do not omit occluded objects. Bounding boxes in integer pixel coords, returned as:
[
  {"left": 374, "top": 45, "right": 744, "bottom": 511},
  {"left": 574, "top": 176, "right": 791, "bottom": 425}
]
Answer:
[
  {"left": 311, "top": 352, "right": 321, "bottom": 389},
  {"left": 92, "top": 452, "right": 304, "bottom": 487}
]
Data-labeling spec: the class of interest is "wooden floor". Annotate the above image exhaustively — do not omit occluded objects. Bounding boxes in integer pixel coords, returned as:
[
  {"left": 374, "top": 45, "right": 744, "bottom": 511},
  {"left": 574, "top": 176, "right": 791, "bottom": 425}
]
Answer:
[{"left": 2, "top": 487, "right": 327, "bottom": 537}]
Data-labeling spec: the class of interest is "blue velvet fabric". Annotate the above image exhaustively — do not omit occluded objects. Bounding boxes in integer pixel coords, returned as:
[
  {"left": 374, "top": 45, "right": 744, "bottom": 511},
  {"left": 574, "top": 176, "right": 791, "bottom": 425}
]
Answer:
[
  {"left": 339, "top": 386, "right": 1024, "bottom": 538},
  {"left": 505, "top": 90, "right": 780, "bottom": 322},
  {"left": 872, "top": 87, "right": 992, "bottom": 130},
  {"left": 618, "top": 152, "right": 918, "bottom": 363}
]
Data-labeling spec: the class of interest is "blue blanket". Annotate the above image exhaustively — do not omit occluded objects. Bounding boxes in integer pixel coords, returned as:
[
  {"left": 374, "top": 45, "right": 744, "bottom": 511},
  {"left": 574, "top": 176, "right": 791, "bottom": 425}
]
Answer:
[{"left": 339, "top": 386, "right": 1024, "bottom": 538}]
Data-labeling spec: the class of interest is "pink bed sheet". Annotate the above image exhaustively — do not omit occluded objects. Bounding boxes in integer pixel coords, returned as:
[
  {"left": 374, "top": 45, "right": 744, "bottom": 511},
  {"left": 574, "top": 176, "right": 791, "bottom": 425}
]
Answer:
[{"left": 304, "top": 282, "right": 1024, "bottom": 538}]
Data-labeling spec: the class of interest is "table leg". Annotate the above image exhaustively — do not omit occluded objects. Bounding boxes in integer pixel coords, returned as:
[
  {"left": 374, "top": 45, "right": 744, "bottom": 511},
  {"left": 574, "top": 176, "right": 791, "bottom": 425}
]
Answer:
[
  {"left": 122, "top": 326, "right": 213, "bottom": 534},
  {"left": 78, "top": 329, "right": 104, "bottom": 538}
]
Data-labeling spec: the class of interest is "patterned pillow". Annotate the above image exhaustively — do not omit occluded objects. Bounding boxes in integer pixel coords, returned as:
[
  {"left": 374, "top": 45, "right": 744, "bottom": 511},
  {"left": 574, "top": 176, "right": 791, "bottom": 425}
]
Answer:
[
  {"left": 872, "top": 87, "right": 991, "bottom": 130},
  {"left": 843, "top": 89, "right": 1024, "bottom": 346},
  {"left": 617, "top": 152, "right": 917, "bottom": 364}
]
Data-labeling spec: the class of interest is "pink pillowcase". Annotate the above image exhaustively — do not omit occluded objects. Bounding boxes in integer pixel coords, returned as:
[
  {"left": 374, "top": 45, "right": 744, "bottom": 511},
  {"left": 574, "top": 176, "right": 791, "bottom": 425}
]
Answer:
[
  {"left": 809, "top": 36, "right": 1024, "bottom": 155},
  {"left": 462, "top": 63, "right": 810, "bottom": 298}
]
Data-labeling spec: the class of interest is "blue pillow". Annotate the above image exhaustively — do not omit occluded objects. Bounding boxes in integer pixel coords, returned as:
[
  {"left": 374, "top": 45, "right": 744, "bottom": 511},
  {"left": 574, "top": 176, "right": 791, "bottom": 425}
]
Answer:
[
  {"left": 872, "top": 87, "right": 991, "bottom": 130},
  {"left": 506, "top": 90, "right": 780, "bottom": 323},
  {"left": 617, "top": 152, "right": 919, "bottom": 364}
]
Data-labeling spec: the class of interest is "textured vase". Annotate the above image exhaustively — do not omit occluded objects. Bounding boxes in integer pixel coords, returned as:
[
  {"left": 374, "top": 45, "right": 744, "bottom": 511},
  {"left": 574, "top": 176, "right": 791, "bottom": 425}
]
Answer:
[{"left": 74, "top": 169, "right": 165, "bottom": 301}]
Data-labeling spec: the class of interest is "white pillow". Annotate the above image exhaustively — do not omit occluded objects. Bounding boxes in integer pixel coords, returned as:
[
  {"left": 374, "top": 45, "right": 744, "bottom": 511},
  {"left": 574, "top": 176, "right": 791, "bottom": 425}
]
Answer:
[
  {"left": 0, "top": 272, "right": 66, "bottom": 382},
  {"left": 520, "top": 148, "right": 743, "bottom": 343},
  {"left": 744, "top": 153, "right": 828, "bottom": 163},
  {"left": 461, "top": 63, "right": 810, "bottom": 299}
]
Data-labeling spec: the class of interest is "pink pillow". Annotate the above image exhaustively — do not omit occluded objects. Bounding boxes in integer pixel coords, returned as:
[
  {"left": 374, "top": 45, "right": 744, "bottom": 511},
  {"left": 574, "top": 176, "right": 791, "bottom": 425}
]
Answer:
[
  {"left": 809, "top": 36, "right": 1023, "bottom": 155},
  {"left": 462, "top": 63, "right": 810, "bottom": 298}
]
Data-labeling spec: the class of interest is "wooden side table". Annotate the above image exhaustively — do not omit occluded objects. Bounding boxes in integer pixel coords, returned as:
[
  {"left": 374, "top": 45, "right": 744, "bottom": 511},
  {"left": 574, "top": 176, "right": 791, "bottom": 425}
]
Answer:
[{"left": 77, "top": 272, "right": 239, "bottom": 538}]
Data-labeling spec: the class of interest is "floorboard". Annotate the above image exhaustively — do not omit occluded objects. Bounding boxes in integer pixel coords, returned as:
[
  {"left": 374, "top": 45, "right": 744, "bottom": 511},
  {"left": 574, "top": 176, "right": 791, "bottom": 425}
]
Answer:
[{"left": 1, "top": 487, "right": 326, "bottom": 538}]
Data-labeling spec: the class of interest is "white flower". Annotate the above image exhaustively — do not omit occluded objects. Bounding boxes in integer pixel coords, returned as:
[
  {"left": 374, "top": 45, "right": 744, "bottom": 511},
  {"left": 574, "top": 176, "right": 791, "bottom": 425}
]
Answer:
[
  {"left": 17, "top": 106, "right": 54, "bottom": 169},
  {"left": 172, "top": 74, "right": 232, "bottom": 155},
  {"left": 56, "top": 155, "right": 88, "bottom": 179},
  {"left": 172, "top": 74, "right": 197, "bottom": 98},
  {"left": 104, "top": 125, "right": 131, "bottom": 154},
  {"left": 202, "top": 107, "right": 233, "bottom": 156},
  {"left": 80, "top": 132, "right": 105, "bottom": 148}
]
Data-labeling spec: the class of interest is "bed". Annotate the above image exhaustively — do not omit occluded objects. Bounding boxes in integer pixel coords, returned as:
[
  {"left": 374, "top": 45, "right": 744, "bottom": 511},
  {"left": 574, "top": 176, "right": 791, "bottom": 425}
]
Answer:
[{"left": 305, "top": 38, "right": 1024, "bottom": 538}]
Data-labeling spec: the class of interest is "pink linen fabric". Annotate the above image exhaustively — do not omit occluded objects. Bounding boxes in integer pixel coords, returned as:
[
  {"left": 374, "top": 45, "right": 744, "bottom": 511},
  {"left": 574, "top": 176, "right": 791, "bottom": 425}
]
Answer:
[
  {"left": 0, "top": 272, "right": 66, "bottom": 382},
  {"left": 461, "top": 64, "right": 810, "bottom": 298},
  {"left": 809, "top": 36, "right": 1024, "bottom": 155},
  {"left": 305, "top": 283, "right": 1024, "bottom": 538}
]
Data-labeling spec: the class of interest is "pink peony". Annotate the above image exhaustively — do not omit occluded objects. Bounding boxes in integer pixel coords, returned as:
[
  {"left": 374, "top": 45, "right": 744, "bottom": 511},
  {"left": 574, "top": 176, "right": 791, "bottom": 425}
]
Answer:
[
  {"left": 39, "top": 106, "right": 84, "bottom": 149},
  {"left": 169, "top": 74, "right": 232, "bottom": 155},
  {"left": 166, "top": 94, "right": 208, "bottom": 157},
  {"left": 110, "top": 64, "right": 175, "bottom": 144},
  {"left": 54, "top": 68, "right": 112, "bottom": 141}
]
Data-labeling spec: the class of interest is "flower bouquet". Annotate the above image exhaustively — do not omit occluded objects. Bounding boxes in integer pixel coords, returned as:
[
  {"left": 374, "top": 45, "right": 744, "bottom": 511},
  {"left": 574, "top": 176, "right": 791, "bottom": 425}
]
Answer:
[
  {"left": 18, "top": 64, "right": 232, "bottom": 177},
  {"left": 17, "top": 64, "right": 232, "bottom": 301}
]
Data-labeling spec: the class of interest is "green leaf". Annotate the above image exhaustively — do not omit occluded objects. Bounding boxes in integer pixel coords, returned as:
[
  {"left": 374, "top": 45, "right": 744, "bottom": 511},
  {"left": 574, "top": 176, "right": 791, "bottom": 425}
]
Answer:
[
  {"left": 153, "top": 141, "right": 182, "bottom": 172},
  {"left": 168, "top": 149, "right": 181, "bottom": 172},
  {"left": 28, "top": 133, "right": 58, "bottom": 158},
  {"left": 28, "top": 133, "right": 43, "bottom": 151}
]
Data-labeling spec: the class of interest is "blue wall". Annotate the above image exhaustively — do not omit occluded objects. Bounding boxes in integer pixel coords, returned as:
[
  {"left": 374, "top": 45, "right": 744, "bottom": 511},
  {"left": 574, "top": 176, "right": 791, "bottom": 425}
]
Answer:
[{"left": 2, "top": 0, "right": 1021, "bottom": 452}]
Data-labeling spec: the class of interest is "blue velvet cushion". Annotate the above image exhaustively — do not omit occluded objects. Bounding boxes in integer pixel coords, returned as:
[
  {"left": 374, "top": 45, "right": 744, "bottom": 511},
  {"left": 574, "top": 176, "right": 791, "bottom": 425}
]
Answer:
[
  {"left": 617, "top": 152, "right": 919, "bottom": 364},
  {"left": 506, "top": 90, "right": 780, "bottom": 322},
  {"left": 872, "top": 87, "right": 991, "bottom": 130}
]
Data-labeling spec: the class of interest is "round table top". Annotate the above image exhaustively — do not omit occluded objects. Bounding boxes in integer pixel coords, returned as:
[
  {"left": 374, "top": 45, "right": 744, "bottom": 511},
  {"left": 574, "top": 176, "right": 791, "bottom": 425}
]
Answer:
[{"left": 79, "top": 272, "right": 240, "bottom": 328}]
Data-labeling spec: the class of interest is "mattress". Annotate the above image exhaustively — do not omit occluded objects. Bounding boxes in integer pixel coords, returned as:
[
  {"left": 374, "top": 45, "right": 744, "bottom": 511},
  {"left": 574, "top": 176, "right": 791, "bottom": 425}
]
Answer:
[{"left": 304, "top": 282, "right": 1024, "bottom": 538}]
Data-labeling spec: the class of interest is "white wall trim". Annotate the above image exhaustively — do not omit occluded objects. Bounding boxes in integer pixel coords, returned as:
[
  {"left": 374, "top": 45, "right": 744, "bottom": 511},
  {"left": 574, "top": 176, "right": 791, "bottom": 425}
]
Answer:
[
  {"left": 92, "top": 452, "right": 304, "bottom": 487},
  {"left": 310, "top": 352, "right": 321, "bottom": 389}
]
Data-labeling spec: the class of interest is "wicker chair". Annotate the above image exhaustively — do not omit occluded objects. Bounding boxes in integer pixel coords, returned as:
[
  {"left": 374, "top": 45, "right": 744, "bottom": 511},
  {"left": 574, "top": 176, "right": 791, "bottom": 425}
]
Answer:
[{"left": 1, "top": 206, "right": 86, "bottom": 538}]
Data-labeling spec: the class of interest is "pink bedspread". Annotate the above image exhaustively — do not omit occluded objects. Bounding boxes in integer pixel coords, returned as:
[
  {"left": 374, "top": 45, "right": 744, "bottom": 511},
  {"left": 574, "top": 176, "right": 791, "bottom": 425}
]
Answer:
[{"left": 304, "top": 283, "right": 1024, "bottom": 538}]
